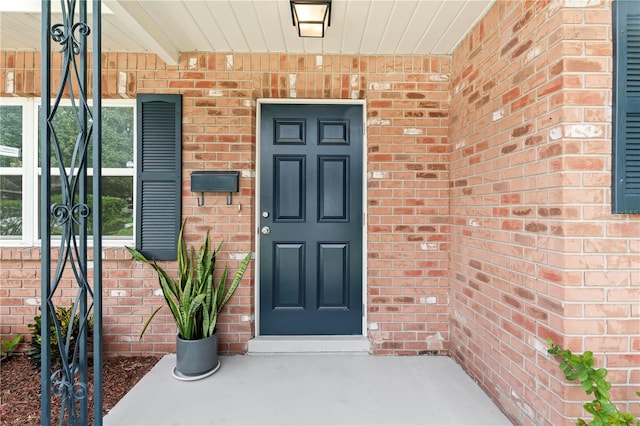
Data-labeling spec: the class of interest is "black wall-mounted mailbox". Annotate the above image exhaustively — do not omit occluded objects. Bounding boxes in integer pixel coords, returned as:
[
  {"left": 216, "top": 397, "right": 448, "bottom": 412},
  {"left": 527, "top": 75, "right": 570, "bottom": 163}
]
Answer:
[{"left": 190, "top": 171, "right": 240, "bottom": 206}]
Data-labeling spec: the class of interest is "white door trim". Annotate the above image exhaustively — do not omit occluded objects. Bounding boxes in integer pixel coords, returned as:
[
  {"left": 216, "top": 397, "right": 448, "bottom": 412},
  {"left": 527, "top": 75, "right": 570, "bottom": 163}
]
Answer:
[{"left": 254, "top": 98, "right": 368, "bottom": 338}]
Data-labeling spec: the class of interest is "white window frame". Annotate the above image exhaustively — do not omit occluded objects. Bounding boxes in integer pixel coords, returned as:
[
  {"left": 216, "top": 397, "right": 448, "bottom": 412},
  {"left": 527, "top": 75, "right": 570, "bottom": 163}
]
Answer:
[{"left": 0, "top": 97, "right": 136, "bottom": 247}]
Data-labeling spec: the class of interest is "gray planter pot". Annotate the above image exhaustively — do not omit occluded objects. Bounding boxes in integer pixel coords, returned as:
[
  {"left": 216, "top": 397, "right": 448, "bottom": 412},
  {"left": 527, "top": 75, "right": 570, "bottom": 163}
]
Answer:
[{"left": 174, "top": 333, "right": 219, "bottom": 380}]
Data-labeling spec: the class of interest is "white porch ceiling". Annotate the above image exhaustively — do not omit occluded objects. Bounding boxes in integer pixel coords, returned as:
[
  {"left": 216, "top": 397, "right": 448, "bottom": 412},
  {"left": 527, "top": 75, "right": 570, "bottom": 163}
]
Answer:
[{"left": 0, "top": 0, "right": 494, "bottom": 65}]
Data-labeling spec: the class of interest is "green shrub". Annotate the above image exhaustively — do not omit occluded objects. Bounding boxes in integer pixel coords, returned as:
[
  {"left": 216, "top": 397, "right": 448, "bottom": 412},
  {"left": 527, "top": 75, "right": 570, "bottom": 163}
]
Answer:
[
  {"left": 0, "top": 199, "right": 22, "bottom": 236},
  {"left": 27, "top": 306, "right": 93, "bottom": 370}
]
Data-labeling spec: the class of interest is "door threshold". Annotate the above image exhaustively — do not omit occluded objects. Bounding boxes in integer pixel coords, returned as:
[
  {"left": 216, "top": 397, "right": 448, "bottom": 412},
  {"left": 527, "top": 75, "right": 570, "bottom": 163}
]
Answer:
[{"left": 247, "top": 336, "right": 370, "bottom": 354}]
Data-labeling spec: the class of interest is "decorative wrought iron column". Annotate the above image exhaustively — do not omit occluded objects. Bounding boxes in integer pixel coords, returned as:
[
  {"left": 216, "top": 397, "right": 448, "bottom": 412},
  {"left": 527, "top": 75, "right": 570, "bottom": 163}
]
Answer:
[{"left": 40, "top": 1, "right": 102, "bottom": 424}]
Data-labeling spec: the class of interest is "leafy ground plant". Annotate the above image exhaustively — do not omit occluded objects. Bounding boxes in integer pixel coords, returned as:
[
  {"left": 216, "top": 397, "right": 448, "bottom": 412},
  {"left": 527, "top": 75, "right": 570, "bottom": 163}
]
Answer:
[
  {"left": 27, "top": 306, "right": 94, "bottom": 370},
  {"left": 547, "top": 338, "right": 640, "bottom": 426},
  {"left": 0, "top": 335, "right": 21, "bottom": 359}
]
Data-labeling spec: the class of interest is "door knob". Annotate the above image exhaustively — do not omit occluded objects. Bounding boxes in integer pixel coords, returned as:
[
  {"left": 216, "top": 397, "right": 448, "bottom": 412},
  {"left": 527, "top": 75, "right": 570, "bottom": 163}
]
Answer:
[{"left": 261, "top": 226, "right": 271, "bottom": 235}]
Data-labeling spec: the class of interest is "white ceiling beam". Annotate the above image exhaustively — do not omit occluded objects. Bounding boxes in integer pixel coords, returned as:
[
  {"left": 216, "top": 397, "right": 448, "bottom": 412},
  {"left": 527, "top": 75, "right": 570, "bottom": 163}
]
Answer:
[{"left": 102, "top": 0, "right": 179, "bottom": 65}]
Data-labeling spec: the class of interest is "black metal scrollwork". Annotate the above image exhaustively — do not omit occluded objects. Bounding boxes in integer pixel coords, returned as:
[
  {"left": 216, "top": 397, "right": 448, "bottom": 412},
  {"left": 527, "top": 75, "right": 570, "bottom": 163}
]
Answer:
[
  {"left": 50, "top": 22, "right": 91, "bottom": 55},
  {"left": 41, "top": 1, "right": 102, "bottom": 425},
  {"left": 50, "top": 203, "right": 91, "bottom": 225},
  {"left": 51, "top": 369, "right": 89, "bottom": 400}
]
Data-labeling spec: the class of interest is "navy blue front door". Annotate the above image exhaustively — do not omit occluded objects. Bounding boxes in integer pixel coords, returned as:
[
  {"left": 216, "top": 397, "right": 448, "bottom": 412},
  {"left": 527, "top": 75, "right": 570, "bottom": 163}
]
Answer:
[{"left": 259, "top": 104, "right": 363, "bottom": 335}]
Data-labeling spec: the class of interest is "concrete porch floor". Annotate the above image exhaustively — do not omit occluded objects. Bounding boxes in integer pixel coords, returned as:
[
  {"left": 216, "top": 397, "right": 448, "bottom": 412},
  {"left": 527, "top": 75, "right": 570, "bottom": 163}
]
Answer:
[{"left": 104, "top": 354, "right": 512, "bottom": 425}]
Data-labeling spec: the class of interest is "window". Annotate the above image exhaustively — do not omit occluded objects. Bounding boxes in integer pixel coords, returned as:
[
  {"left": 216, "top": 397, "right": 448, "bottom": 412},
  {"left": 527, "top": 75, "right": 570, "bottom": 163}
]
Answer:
[
  {"left": 0, "top": 98, "right": 135, "bottom": 245},
  {"left": 612, "top": 0, "right": 640, "bottom": 214}
]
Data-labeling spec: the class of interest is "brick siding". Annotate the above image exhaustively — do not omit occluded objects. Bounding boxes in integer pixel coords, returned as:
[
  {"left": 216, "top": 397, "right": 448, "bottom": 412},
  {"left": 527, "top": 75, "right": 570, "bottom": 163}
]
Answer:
[
  {"left": 0, "top": 51, "right": 451, "bottom": 356},
  {"left": 449, "top": 1, "right": 639, "bottom": 424}
]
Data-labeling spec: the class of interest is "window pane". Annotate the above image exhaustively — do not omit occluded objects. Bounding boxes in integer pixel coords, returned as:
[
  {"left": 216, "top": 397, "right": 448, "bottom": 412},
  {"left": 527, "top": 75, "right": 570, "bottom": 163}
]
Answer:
[
  {"left": 39, "top": 106, "right": 134, "bottom": 168},
  {"left": 0, "top": 175, "right": 22, "bottom": 237},
  {"left": 0, "top": 105, "right": 22, "bottom": 167},
  {"left": 102, "top": 107, "right": 134, "bottom": 168},
  {"left": 39, "top": 106, "right": 82, "bottom": 168},
  {"left": 101, "top": 175, "right": 134, "bottom": 237},
  {"left": 39, "top": 175, "right": 133, "bottom": 238}
]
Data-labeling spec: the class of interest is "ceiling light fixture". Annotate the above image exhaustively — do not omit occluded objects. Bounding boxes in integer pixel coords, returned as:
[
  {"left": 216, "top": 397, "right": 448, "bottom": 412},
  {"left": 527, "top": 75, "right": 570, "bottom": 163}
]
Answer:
[{"left": 290, "top": 0, "right": 331, "bottom": 38}]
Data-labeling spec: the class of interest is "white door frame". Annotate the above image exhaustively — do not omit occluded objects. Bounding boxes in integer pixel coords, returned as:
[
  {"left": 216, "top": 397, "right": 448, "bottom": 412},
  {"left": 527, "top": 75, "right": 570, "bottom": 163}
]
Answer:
[{"left": 254, "top": 98, "right": 368, "bottom": 337}]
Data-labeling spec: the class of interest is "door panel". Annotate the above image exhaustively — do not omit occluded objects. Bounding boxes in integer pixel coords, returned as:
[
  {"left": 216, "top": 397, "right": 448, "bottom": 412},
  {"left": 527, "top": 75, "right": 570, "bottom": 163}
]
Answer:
[
  {"left": 274, "top": 156, "right": 305, "bottom": 220},
  {"left": 318, "top": 243, "right": 348, "bottom": 308},
  {"left": 260, "top": 104, "right": 363, "bottom": 335},
  {"left": 273, "top": 243, "right": 305, "bottom": 308},
  {"left": 319, "top": 156, "right": 348, "bottom": 221}
]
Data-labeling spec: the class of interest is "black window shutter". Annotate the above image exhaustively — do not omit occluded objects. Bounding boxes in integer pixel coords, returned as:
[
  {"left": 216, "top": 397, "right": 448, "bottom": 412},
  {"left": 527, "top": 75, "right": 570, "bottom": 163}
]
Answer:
[
  {"left": 136, "top": 94, "right": 182, "bottom": 260},
  {"left": 613, "top": 0, "right": 640, "bottom": 214}
]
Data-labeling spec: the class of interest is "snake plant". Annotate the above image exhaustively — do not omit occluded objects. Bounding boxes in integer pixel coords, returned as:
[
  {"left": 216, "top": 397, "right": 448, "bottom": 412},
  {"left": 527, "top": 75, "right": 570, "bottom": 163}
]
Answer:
[{"left": 126, "top": 223, "right": 251, "bottom": 341}]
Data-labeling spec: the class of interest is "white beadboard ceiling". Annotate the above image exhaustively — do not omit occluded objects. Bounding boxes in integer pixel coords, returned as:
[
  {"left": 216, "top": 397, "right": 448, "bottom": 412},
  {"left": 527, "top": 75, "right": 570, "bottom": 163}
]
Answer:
[{"left": 0, "top": 0, "right": 494, "bottom": 65}]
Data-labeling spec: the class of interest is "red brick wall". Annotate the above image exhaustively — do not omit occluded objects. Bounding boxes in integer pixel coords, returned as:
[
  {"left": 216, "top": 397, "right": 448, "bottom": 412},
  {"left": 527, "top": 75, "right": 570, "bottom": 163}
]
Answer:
[
  {"left": 0, "top": 51, "right": 451, "bottom": 356},
  {"left": 449, "top": 1, "right": 639, "bottom": 424}
]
